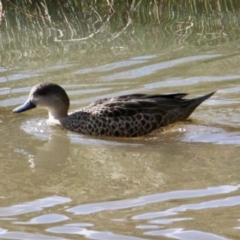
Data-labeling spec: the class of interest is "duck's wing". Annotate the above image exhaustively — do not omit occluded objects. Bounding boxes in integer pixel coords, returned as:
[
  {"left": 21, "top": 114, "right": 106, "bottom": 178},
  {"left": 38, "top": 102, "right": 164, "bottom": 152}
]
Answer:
[
  {"left": 88, "top": 93, "right": 188, "bottom": 107},
  {"left": 84, "top": 93, "right": 191, "bottom": 118}
]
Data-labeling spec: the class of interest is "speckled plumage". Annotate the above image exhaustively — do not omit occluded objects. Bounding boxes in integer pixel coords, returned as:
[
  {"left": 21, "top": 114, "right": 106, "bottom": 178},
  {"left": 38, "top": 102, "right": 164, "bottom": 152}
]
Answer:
[{"left": 13, "top": 83, "right": 215, "bottom": 137}]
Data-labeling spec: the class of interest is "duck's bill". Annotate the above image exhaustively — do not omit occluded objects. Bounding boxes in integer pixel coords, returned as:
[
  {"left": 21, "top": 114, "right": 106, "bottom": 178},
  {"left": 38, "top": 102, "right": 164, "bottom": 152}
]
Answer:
[{"left": 13, "top": 100, "right": 36, "bottom": 113}]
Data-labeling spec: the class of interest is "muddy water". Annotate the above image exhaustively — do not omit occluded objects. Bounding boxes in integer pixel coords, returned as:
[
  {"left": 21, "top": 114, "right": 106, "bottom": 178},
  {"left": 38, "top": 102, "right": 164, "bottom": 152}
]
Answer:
[{"left": 1, "top": 42, "right": 240, "bottom": 240}]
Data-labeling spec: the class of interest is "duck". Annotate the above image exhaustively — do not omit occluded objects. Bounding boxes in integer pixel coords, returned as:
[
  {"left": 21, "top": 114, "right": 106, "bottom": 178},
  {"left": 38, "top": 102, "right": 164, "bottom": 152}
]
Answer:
[{"left": 13, "top": 83, "right": 215, "bottom": 137}]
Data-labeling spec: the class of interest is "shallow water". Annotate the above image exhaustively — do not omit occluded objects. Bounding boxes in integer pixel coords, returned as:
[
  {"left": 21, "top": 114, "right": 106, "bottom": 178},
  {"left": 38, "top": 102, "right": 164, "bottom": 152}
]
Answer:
[{"left": 1, "top": 26, "right": 240, "bottom": 240}]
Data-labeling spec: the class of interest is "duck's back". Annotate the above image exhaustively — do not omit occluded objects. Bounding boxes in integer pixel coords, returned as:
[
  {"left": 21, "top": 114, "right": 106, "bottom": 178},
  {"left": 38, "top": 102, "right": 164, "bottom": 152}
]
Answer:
[{"left": 61, "top": 92, "right": 214, "bottom": 137}]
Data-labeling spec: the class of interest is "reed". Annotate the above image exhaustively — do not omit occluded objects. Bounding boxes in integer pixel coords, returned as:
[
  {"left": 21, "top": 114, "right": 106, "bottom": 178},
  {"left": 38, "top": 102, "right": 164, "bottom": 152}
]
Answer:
[{"left": 1, "top": 0, "right": 240, "bottom": 64}]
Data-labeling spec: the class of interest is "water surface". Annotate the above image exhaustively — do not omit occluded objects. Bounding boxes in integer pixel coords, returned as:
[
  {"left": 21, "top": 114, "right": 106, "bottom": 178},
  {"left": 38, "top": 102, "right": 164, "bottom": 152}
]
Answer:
[{"left": 1, "top": 13, "right": 240, "bottom": 240}]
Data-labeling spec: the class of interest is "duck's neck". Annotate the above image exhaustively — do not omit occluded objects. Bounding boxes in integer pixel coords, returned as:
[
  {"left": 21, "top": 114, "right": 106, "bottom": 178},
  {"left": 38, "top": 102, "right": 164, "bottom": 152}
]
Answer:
[{"left": 48, "top": 108, "right": 68, "bottom": 121}]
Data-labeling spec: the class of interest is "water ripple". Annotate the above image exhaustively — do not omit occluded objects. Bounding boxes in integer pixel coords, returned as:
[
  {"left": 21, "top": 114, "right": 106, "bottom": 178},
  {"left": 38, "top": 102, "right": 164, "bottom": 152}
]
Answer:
[
  {"left": 67, "top": 185, "right": 238, "bottom": 215},
  {"left": 145, "top": 228, "right": 228, "bottom": 240},
  {"left": 0, "top": 197, "right": 71, "bottom": 217},
  {"left": 102, "top": 54, "right": 221, "bottom": 81}
]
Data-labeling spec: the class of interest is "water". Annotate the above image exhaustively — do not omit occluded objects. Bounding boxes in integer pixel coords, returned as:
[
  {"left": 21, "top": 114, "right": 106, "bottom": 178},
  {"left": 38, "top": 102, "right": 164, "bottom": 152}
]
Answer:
[{"left": 1, "top": 14, "right": 240, "bottom": 240}]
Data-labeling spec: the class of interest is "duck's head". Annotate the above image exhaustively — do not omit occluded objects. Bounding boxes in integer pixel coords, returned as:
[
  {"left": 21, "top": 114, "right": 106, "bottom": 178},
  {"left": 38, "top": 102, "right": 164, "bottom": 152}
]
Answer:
[{"left": 13, "top": 83, "right": 70, "bottom": 120}]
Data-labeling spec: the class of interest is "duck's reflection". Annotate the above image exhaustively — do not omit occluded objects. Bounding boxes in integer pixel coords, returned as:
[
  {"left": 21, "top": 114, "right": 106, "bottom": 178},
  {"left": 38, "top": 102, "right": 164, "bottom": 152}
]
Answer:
[{"left": 28, "top": 133, "right": 70, "bottom": 170}]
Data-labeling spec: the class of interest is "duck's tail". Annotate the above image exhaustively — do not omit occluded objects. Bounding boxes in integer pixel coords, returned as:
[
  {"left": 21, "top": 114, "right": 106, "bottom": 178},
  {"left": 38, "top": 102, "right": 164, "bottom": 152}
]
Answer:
[
  {"left": 188, "top": 91, "right": 215, "bottom": 108},
  {"left": 183, "top": 91, "right": 215, "bottom": 119}
]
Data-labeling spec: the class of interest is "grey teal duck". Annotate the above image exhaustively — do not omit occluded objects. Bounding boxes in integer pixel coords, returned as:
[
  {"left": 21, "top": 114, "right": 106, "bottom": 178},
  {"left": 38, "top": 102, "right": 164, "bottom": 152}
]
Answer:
[{"left": 13, "top": 83, "right": 215, "bottom": 137}]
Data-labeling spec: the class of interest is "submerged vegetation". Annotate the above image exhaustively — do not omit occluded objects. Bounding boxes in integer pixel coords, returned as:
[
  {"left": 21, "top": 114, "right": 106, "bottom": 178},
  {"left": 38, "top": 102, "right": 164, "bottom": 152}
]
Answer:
[{"left": 1, "top": 0, "right": 240, "bottom": 64}]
